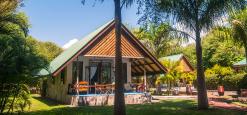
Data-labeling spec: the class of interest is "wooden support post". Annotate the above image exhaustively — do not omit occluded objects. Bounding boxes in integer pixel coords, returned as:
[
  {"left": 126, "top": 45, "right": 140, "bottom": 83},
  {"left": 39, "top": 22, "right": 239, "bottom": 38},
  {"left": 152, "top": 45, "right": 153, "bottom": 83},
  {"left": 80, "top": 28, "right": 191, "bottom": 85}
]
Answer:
[
  {"left": 76, "top": 57, "right": 79, "bottom": 95},
  {"left": 144, "top": 69, "right": 147, "bottom": 92}
]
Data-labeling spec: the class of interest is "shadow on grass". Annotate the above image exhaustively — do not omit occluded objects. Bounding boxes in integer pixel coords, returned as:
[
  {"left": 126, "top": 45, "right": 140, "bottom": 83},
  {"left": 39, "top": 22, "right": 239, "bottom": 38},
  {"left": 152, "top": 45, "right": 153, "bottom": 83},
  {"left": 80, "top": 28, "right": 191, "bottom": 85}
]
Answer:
[
  {"left": 32, "top": 96, "right": 63, "bottom": 107},
  {"left": 22, "top": 99, "right": 246, "bottom": 115}
]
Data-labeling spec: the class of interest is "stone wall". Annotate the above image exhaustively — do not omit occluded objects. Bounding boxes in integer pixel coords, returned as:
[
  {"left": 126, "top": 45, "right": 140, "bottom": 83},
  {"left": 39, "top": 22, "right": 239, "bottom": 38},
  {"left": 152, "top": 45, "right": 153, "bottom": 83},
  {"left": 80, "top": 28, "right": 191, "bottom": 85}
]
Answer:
[{"left": 71, "top": 93, "right": 149, "bottom": 106}]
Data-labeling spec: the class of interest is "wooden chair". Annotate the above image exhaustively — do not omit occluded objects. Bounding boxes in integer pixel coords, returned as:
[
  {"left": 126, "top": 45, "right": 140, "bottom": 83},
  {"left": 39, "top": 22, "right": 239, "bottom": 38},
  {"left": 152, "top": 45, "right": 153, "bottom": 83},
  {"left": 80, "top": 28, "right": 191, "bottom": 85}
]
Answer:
[{"left": 78, "top": 81, "right": 89, "bottom": 94}]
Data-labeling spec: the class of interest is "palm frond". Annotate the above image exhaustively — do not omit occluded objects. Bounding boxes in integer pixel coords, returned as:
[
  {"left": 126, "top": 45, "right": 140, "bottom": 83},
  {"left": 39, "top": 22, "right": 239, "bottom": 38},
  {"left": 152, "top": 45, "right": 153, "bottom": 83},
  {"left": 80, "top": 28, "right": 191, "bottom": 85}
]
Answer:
[
  {"left": 231, "top": 19, "right": 247, "bottom": 46},
  {"left": 121, "top": 0, "right": 135, "bottom": 9},
  {"left": 139, "top": 0, "right": 247, "bottom": 32}
]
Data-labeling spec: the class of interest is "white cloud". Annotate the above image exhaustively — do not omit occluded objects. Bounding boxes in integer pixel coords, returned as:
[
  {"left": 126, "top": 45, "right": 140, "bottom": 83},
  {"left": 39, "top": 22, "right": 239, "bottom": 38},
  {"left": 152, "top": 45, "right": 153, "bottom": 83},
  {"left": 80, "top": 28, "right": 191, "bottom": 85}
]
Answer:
[{"left": 62, "top": 38, "right": 79, "bottom": 49}]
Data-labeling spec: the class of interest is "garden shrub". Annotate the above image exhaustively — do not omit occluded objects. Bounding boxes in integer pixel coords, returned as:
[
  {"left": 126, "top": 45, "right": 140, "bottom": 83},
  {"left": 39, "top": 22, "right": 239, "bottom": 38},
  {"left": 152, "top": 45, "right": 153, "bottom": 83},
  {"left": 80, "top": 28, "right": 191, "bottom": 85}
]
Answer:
[
  {"left": 239, "top": 74, "right": 247, "bottom": 89},
  {"left": 205, "top": 73, "right": 245, "bottom": 90},
  {"left": 205, "top": 74, "right": 219, "bottom": 90},
  {"left": 223, "top": 74, "right": 244, "bottom": 90}
]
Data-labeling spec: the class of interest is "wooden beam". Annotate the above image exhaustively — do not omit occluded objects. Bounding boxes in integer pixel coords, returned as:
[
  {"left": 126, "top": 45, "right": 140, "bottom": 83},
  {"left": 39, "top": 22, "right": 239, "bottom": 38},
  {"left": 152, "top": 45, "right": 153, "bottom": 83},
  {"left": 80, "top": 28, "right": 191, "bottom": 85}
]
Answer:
[
  {"left": 131, "top": 61, "right": 144, "bottom": 73},
  {"left": 132, "top": 60, "right": 145, "bottom": 72},
  {"left": 130, "top": 65, "right": 138, "bottom": 73},
  {"left": 143, "top": 59, "right": 157, "bottom": 72},
  {"left": 136, "top": 59, "right": 158, "bottom": 73}
]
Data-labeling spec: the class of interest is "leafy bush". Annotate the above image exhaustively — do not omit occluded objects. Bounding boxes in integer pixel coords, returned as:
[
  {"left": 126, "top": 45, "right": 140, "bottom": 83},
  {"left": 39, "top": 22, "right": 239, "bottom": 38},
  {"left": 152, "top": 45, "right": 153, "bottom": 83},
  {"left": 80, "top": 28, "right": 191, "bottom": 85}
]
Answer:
[
  {"left": 205, "top": 73, "right": 245, "bottom": 90},
  {"left": 223, "top": 74, "right": 244, "bottom": 90},
  {"left": 205, "top": 74, "right": 219, "bottom": 90},
  {"left": 239, "top": 74, "right": 247, "bottom": 89}
]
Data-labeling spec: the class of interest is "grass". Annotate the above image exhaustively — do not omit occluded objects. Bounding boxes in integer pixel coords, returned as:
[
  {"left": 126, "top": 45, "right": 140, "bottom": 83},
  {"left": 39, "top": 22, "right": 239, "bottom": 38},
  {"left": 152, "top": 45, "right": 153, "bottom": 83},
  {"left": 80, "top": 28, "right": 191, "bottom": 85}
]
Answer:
[{"left": 20, "top": 95, "right": 246, "bottom": 115}]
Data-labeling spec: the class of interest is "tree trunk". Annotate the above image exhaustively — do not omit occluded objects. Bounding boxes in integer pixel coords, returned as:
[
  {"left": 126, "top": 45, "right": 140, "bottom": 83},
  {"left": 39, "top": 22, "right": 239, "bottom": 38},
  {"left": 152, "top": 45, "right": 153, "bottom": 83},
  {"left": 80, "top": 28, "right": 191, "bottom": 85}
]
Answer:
[
  {"left": 113, "top": 0, "right": 126, "bottom": 115},
  {"left": 195, "top": 24, "right": 209, "bottom": 109}
]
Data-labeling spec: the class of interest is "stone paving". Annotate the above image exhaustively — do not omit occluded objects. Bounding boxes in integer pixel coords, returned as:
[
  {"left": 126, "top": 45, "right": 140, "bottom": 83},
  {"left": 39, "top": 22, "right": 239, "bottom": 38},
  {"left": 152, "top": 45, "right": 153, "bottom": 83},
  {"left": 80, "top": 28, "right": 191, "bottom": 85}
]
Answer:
[
  {"left": 152, "top": 91, "right": 247, "bottom": 112},
  {"left": 209, "top": 101, "right": 247, "bottom": 112}
]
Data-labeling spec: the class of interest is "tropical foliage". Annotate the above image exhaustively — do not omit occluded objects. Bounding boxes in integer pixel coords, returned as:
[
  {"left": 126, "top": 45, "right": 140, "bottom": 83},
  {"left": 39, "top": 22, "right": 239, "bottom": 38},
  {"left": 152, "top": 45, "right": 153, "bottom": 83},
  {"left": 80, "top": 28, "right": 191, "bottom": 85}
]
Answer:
[
  {"left": 157, "top": 59, "right": 196, "bottom": 95},
  {"left": 0, "top": 1, "right": 61, "bottom": 114},
  {"left": 158, "top": 60, "right": 181, "bottom": 93},
  {"left": 205, "top": 64, "right": 234, "bottom": 85},
  {"left": 133, "top": 23, "right": 188, "bottom": 58},
  {"left": 230, "top": 8, "right": 247, "bottom": 64},
  {"left": 166, "top": 27, "right": 245, "bottom": 69}
]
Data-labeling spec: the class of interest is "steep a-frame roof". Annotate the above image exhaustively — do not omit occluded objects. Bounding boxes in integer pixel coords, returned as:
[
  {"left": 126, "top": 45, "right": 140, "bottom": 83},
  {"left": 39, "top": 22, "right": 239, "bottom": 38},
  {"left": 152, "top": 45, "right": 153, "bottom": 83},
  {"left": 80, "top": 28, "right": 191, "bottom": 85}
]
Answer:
[
  {"left": 159, "top": 54, "right": 183, "bottom": 62},
  {"left": 39, "top": 20, "right": 167, "bottom": 76},
  {"left": 159, "top": 54, "right": 194, "bottom": 72},
  {"left": 38, "top": 20, "right": 113, "bottom": 76}
]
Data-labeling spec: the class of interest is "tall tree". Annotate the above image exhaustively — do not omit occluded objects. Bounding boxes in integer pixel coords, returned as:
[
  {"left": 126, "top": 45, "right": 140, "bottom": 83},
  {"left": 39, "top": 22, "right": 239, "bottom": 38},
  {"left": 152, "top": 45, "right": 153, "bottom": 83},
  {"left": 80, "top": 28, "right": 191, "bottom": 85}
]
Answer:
[
  {"left": 0, "top": 1, "right": 48, "bottom": 113},
  {"left": 82, "top": 0, "right": 135, "bottom": 115},
  {"left": 138, "top": 0, "right": 246, "bottom": 109},
  {"left": 230, "top": 8, "right": 247, "bottom": 64},
  {"left": 202, "top": 28, "right": 244, "bottom": 68},
  {"left": 26, "top": 36, "right": 63, "bottom": 62},
  {"left": 0, "top": 0, "right": 28, "bottom": 36}
]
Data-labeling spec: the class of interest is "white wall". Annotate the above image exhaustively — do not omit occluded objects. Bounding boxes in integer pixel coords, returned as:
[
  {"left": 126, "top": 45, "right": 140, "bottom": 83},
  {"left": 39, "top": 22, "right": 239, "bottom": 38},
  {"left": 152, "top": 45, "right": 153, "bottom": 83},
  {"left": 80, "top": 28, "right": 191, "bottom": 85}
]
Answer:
[{"left": 46, "top": 63, "right": 72, "bottom": 104}]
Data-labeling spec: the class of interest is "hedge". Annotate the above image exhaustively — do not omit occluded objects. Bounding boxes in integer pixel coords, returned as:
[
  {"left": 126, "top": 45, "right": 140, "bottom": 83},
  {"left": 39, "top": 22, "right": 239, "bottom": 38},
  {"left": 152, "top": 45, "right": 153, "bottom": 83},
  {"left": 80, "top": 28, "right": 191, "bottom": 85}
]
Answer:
[{"left": 204, "top": 73, "right": 246, "bottom": 91}]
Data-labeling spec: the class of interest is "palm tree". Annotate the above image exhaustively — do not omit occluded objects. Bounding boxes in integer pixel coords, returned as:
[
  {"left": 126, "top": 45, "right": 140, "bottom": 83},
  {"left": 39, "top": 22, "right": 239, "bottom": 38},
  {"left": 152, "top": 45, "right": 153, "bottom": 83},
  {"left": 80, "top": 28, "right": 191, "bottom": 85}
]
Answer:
[
  {"left": 133, "top": 23, "right": 190, "bottom": 58},
  {"left": 138, "top": 0, "right": 246, "bottom": 109},
  {"left": 113, "top": 0, "right": 125, "bottom": 114},
  {"left": 82, "top": 0, "right": 135, "bottom": 115},
  {"left": 230, "top": 8, "right": 247, "bottom": 64}
]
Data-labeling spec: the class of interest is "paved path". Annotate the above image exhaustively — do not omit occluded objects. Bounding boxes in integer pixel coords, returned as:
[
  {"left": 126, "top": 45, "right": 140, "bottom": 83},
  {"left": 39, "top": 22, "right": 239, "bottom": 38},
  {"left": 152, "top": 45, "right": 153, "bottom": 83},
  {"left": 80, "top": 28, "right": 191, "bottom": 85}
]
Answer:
[
  {"left": 151, "top": 95, "right": 247, "bottom": 112},
  {"left": 152, "top": 95, "right": 196, "bottom": 100},
  {"left": 209, "top": 101, "right": 247, "bottom": 112}
]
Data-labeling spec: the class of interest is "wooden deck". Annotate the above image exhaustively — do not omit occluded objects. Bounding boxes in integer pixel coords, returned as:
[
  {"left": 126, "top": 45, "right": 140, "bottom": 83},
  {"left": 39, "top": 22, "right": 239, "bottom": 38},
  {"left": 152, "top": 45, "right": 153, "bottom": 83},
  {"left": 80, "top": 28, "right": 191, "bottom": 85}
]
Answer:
[{"left": 70, "top": 93, "right": 150, "bottom": 106}]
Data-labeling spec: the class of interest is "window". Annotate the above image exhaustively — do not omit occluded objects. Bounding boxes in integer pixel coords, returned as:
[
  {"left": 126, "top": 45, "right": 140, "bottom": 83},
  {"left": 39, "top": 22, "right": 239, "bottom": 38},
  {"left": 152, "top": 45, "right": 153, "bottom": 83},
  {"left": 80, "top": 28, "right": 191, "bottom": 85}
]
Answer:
[
  {"left": 72, "top": 62, "right": 77, "bottom": 84},
  {"left": 122, "top": 63, "right": 127, "bottom": 83},
  {"left": 101, "top": 62, "right": 111, "bottom": 84},
  {"left": 88, "top": 61, "right": 111, "bottom": 84},
  {"left": 72, "top": 61, "right": 83, "bottom": 84},
  {"left": 79, "top": 62, "right": 83, "bottom": 81},
  {"left": 61, "top": 68, "right": 66, "bottom": 84}
]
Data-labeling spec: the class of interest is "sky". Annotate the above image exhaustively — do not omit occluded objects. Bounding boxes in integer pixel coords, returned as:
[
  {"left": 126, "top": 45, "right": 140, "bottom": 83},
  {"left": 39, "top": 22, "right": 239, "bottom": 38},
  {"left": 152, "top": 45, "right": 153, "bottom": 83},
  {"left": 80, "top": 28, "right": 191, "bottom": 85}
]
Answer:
[{"left": 20, "top": 0, "right": 140, "bottom": 47}]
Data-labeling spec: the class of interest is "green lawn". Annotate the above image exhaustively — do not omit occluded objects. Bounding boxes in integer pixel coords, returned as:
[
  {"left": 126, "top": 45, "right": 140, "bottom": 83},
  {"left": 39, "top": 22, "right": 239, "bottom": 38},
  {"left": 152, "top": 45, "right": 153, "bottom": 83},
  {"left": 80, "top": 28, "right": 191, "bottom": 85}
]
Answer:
[{"left": 21, "top": 95, "right": 246, "bottom": 115}]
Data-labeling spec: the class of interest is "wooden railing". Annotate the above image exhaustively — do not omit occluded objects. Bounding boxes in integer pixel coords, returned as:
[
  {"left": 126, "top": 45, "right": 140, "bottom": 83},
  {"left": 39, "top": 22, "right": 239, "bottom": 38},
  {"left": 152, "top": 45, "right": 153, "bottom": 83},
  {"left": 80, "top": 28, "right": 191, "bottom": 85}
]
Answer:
[{"left": 68, "top": 82, "right": 145, "bottom": 95}]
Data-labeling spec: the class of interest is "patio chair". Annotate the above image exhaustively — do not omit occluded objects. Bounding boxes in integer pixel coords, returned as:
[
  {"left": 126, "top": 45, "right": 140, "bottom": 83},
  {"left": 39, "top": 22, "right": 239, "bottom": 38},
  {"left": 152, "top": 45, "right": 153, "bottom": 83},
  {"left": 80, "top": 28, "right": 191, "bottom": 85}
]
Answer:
[
  {"left": 78, "top": 81, "right": 89, "bottom": 94},
  {"left": 137, "top": 84, "right": 145, "bottom": 92}
]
